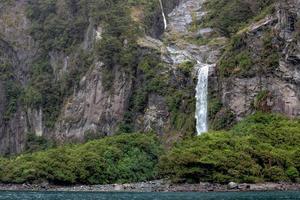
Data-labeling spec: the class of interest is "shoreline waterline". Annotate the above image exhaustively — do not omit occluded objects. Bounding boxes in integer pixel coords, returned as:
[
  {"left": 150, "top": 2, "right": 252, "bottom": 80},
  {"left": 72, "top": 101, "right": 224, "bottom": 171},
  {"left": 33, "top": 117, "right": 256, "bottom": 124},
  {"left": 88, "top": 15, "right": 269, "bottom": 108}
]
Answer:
[
  {"left": 0, "top": 191, "right": 300, "bottom": 200},
  {"left": 0, "top": 181, "right": 300, "bottom": 193}
]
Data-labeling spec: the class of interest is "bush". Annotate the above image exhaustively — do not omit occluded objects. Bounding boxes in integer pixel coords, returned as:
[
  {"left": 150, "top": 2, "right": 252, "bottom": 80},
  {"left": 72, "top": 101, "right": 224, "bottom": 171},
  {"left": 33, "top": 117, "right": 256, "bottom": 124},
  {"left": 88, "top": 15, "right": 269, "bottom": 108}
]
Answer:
[
  {"left": 253, "top": 90, "right": 271, "bottom": 112},
  {"left": 210, "top": 108, "right": 235, "bottom": 130},
  {"left": 201, "top": 0, "right": 275, "bottom": 37},
  {"left": 264, "top": 167, "right": 288, "bottom": 182},
  {"left": 218, "top": 29, "right": 281, "bottom": 78},
  {"left": 0, "top": 133, "right": 162, "bottom": 185},
  {"left": 158, "top": 113, "right": 300, "bottom": 183},
  {"left": 286, "top": 167, "right": 299, "bottom": 182},
  {"left": 23, "top": 0, "right": 156, "bottom": 128},
  {"left": 208, "top": 98, "right": 222, "bottom": 121},
  {"left": 25, "top": 133, "right": 55, "bottom": 153},
  {"left": 178, "top": 61, "right": 195, "bottom": 76}
]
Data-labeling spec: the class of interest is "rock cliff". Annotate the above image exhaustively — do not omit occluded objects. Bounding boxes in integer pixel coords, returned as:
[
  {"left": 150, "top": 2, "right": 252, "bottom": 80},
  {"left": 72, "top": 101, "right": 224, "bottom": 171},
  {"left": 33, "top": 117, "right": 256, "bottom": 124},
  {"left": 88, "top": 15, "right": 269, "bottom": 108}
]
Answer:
[
  {"left": 215, "top": 0, "right": 300, "bottom": 123},
  {"left": 0, "top": 0, "right": 299, "bottom": 155}
]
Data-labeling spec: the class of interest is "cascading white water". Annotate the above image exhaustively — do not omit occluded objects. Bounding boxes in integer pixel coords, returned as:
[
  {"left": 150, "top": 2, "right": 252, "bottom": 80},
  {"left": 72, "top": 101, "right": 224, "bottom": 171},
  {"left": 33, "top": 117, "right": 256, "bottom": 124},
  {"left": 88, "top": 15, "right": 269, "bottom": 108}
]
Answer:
[
  {"left": 159, "top": 0, "right": 168, "bottom": 30},
  {"left": 195, "top": 63, "right": 209, "bottom": 135},
  {"left": 164, "top": 0, "right": 214, "bottom": 135}
]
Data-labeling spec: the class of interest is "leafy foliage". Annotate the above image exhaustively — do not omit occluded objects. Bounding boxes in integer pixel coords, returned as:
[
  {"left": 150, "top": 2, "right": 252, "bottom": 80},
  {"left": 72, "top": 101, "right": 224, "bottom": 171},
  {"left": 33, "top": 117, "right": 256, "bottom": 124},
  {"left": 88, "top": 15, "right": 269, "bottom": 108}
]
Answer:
[
  {"left": 203, "top": 1, "right": 279, "bottom": 79},
  {"left": 219, "top": 29, "right": 281, "bottom": 78},
  {"left": 0, "top": 133, "right": 162, "bottom": 185},
  {"left": 25, "top": 133, "right": 55, "bottom": 153},
  {"left": 202, "top": 0, "right": 275, "bottom": 37},
  {"left": 0, "top": 47, "right": 21, "bottom": 121},
  {"left": 23, "top": 0, "right": 160, "bottom": 128},
  {"left": 159, "top": 113, "right": 300, "bottom": 183}
]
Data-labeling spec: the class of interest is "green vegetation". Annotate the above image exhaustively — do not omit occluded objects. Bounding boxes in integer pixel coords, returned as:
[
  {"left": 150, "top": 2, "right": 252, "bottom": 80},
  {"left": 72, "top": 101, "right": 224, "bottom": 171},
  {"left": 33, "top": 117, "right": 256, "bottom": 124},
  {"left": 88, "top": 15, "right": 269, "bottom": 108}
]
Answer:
[
  {"left": 261, "top": 30, "right": 281, "bottom": 71},
  {"left": 27, "top": 0, "right": 87, "bottom": 52},
  {"left": 24, "top": 0, "right": 95, "bottom": 128},
  {"left": 219, "top": 29, "right": 280, "bottom": 78},
  {"left": 201, "top": 0, "right": 275, "bottom": 37},
  {"left": 3, "top": 80, "right": 21, "bottom": 121},
  {"left": 178, "top": 61, "right": 195, "bottom": 76},
  {"left": 1, "top": 113, "right": 300, "bottom": 185},
  {"left": 166, "top": 87, "right": 196, "bottom": 134},
  {"left": 2, "top": 0, "right": 299, "bottom": 187},
  {"left": 253, "top": 90, "right": 271, "bottom": 112},
  {"left": 120, "top": 51, "right": 196, "bottom": 135},
  {"left": 219, "top": 49, "right": 253, "bottom": 77},
  {"left": 0, "top": 46, "right": 21, "bottom": 121},
  {"left": 200, "top": 0, "right": 279, "bottom": 78},
  {"left": 159, "top": 112, "right": 300, "bottom": 183},
  {"left": 22, "top": 0, "right": 160, "bottom": 128},
  {"left": 208, "top": 98, "right": 222, "bottom": 121},
  {"left": 210, "top": 108, "right": 236, "bottom": 131},
  {"left": 0, "top": 133, "right": 162, "bottom": 185},
  {"left": 134, "top": 54, "right": 166, "bottom": 105},
  {"left": 207, "top": 95, "right": 235, "bottom": 131},
  {"left": 25, "top": 133, "right": 55, "bottom": 153}
]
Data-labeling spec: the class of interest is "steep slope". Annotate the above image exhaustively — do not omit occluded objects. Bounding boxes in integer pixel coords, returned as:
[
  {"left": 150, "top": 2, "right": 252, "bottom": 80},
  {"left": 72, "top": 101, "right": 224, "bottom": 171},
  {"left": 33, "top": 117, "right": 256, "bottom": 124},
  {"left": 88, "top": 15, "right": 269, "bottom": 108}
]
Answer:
[
  {"left": 0, "top": 0, "right": 38, "bottom": 154},
  {"left": 216, "top": 0, "right": 300, "bottom": 121},
  {"left": 0, "top": 0, "right": 181, "bottom": 153},
  {"left": 0, "top": 0, "right": 299, "bottom": 155},
  {"left": 53, "top": 0, "right": 183, "bottom": 142}
]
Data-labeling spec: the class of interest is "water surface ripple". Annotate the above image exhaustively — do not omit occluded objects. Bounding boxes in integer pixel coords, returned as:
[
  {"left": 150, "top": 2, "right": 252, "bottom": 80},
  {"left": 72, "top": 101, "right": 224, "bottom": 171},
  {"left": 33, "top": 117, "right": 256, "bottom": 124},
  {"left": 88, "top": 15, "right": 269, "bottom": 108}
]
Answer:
[{"left": 0, "top": 191, "right": 300, "bottom": 200}]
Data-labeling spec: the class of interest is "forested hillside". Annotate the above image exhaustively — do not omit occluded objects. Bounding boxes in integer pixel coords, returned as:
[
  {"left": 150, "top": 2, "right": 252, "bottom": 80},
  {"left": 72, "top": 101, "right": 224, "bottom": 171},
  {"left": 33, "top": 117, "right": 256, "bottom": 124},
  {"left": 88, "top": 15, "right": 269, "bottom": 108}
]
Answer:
[{"left": 0, "top": 0, "right": 299, "bottom": 186}]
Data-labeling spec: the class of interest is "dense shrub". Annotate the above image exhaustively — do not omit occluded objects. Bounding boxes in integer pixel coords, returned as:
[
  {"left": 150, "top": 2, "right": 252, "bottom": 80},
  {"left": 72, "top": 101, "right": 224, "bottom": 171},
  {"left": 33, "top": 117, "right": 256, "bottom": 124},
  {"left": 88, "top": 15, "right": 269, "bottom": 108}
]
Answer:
[
  {"left": 23, "top": 0, "right": 160, "bottom": 128},
  {"left": 159, "top": 112, "right": 300, "bottom": 183},
  {"left": 123, "top": 50, "right": 196, "bottom": 135},
  {"left": 219, "top": 29, "right": 281, "bottom": 78},
  {"left": 0, "top": 51, "right": 21, "bottom": 121},
  {"left": 205, "top": 1, "right": 279, "bottom": 79},
  {"left": 1, "top": 114, "right": 300, "bottom": 185},
  {"left": 25, "top": 133, "right": 55, "bottom": 153},
  {"left": 210, "top": 108, "right": 235, "bottom": 130},
  {"left": 0, "top": 133, "right": 162, "bottom": 185},
  {"left": 202, "top": 0, "right": 275, "bottom": 37}
]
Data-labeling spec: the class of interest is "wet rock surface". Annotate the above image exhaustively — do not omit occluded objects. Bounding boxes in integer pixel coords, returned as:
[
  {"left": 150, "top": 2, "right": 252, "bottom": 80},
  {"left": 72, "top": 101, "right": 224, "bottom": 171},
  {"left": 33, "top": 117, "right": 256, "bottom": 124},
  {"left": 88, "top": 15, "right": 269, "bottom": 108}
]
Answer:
[
  {"left": 219, "top": 0, "right": 300, "bottom": 119},
  {"left": 54, "top": 63, "right": 133, "bottom": 142},
  {"left": 1, "top": 180, "right": 300, "bottom": 192},
  {"left": 0, "top": 1, "right": 38, "bottom": 155},
  {"left": 0, "top": 0, "right": 299, "bottom": 154}
]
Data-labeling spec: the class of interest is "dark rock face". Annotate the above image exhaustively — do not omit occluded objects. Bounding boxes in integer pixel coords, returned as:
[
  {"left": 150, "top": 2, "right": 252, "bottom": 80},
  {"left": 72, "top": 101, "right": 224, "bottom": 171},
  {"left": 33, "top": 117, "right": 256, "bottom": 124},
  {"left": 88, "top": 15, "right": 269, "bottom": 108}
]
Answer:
[
  {"left": 0, "top": 107, "right": 27, "bottom": 155},
  {"left": 135, "top": 94, "right": 170, "bottom": 135},
  {"left": 162, "top": 0, "right": 180, "bottom": 14},
  {"left": 216, "top": 0, "right": 300, "bottom": 120},
  {"left": 54, "top": 63, "right": 133, "bottom": 142},
  {"left": 148, "top": 0, "right": 180, "bottom": 38},
  {"left": 0, "top": 20, "right": 25, "bottom": 154},
  {"left": 0, "top": 0, "right": 299, "bottom": 155},
  {"left": 0, "top": 1, "right": 40, "bottom": 154}
]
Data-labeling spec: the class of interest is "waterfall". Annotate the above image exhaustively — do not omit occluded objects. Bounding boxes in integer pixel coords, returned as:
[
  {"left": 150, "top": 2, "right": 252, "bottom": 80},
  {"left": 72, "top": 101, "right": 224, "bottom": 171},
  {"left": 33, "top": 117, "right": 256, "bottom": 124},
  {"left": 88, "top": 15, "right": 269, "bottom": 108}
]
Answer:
[
  {"left": 195, "top": 63, "right": 210, "bottom": 135},
  {"left": 159, "top": 0, "right": 167, "bottom": 30}
]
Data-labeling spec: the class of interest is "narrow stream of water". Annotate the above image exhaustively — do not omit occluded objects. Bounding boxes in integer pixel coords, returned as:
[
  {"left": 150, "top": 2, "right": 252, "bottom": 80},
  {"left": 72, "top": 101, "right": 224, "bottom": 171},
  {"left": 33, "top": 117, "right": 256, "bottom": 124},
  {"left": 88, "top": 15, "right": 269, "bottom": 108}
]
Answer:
[
  {"left": 162, "top": 0, "right": 213, "bottom": 135},
  {"left": 195, "top": 63, "right": 210, "bottom": 135},
  {"left": 159, "top": 0, "right": 167, "bottom": 30}
]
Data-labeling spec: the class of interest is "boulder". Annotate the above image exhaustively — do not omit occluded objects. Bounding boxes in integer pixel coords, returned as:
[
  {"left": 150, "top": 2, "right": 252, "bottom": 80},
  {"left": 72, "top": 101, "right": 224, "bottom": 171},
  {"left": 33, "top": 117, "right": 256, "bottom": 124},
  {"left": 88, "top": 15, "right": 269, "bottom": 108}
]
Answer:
[{"left": 228, "top": 182, "right": 238, "bottom": 190}]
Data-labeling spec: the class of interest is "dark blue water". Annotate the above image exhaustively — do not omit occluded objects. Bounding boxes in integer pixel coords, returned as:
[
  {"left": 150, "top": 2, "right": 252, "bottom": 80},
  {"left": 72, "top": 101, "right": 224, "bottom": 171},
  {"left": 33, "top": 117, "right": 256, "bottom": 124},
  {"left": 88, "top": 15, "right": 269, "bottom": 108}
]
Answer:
[{"left": 0, "top": 191, "right": 299, "bottom": 200}]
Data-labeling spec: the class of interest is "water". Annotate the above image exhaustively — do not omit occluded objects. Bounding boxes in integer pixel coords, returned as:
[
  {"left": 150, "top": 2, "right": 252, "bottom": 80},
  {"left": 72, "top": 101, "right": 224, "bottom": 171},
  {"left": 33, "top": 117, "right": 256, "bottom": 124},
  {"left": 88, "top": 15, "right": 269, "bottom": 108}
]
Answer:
[
  {"left": 195, "top": 63, "right": 210, "bottom": 135},
  {"left": 0, "top": 191, "right": 299, "bottom": 200},
  {"left": 159, "top": 0, "right": 167, "bottom": 30}
]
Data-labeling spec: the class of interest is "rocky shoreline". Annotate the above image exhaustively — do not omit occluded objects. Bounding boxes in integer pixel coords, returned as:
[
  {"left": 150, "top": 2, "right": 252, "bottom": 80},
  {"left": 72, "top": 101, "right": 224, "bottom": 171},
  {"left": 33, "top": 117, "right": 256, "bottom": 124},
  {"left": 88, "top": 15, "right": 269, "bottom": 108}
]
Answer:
[{"left": 0, "top": 180, "right": 300, "bottom": 192}]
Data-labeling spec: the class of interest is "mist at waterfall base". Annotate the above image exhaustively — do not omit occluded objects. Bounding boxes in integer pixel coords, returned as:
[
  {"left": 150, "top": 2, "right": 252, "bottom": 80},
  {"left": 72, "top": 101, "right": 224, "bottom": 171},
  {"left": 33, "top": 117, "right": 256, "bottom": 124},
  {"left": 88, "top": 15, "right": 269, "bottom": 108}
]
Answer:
[
  {"left": 1, "top": 191, "right": 299, "bottom": 200},
  {"left": 195, "top": 63, "right": 209, "bottom": 135}
]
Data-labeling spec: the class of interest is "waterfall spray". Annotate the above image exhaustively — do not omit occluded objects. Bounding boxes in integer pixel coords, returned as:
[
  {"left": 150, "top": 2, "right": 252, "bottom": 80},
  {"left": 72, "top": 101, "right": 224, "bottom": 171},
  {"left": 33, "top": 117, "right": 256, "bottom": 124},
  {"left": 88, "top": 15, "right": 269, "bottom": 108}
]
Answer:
[
  {"left": 159, "top": 0, "right": 167, "bottom": 30},
  {"left": 195, "top": 63, "right": 210, "bottom": 135}
]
